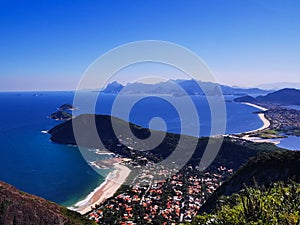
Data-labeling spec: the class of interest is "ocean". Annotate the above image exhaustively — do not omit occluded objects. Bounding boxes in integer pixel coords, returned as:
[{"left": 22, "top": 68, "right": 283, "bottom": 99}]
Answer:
[
  {"left": 0, "top": 91, "right": 269, "bottom": 206},
  {"left": 277, "top": 135, "right": 300, "bottom": 150}
]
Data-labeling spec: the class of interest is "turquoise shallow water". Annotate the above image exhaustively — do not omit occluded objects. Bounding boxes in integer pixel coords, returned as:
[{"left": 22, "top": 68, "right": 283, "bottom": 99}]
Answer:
[{"left": 0, "top": 91, "right": 266, "bottom": 205}]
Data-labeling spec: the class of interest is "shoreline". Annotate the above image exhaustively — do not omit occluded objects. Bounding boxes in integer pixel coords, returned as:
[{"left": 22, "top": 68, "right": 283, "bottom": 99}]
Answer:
[
  {"left": 236, "top": 103, "right": 280, "bottom": 144},
  {"left": 68, "top": 102, "right": 277, "bottom": 215},
  {"left": 241, "top": 102, "right": 271, "bottom": 134},
  {"left": 69, "top": 160, "right": 131, "bottom": 215}
]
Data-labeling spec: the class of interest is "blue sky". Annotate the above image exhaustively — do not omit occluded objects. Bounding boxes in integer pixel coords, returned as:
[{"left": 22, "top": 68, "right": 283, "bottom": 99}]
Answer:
[{"left": 1, "top": 0, "right": 300, "bottom": 90}]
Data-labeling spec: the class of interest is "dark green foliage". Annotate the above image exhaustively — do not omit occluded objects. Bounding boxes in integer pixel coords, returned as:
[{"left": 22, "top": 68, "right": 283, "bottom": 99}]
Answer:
[
  {"left": 0, "top": 200, "right": 11, "bottom": 215},
  {"left": 199, "top": 150, "right": 300, "bottom": 215},
  {"left": 240, "top": 184, "right": 263, "bottom": 222},
  {"left": 49, "top": 114, "right": 283, "bottom": 173},
  {"left": 189, "top": 181, "right": 300, "bottom": 225},
  {"left": 60, "top": 207, "right": 97, "bottom": 225}
]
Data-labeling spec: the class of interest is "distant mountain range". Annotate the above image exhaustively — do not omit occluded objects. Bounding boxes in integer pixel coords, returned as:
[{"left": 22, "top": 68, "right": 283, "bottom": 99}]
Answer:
[
  {"left": 101, "top": 79, "right": 269, "bottom": 96},
  {"left": 257, "top": 82, "right": 300, "bottom": 90},
  {"left": 234, "top": 88, "right": 300, "bottom": 106}
]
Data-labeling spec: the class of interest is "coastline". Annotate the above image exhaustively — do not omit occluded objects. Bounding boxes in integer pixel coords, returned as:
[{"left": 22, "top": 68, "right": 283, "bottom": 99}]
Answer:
[
  {"left": 69, "top": 160, "right": 131, "bottom": 215},
  {"left": 241, "top": 103, "right": 270, "bottom": 133},
  {"left": 237, "top": 103, "right": 280, "bottom": 144},
  {"left": 61, "top": 102, "right": 279, "bottom": 215}
]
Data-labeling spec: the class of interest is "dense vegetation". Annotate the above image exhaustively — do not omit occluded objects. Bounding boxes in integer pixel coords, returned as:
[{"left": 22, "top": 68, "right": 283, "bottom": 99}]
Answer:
[
  {"left": 60, "top": 207, "right": 97, "bottom": 225},
  {"left": 49, "top": 114, "right": 283, "bottom": 172},
  {"left": 49, "top": 114, "right": 300, "bottom": 224},
  {"left": 199, "top": 150, "right": 300, "bottom": 214},
  {"left": 188, "top": 181, "right": 300, "bottom": 225}
]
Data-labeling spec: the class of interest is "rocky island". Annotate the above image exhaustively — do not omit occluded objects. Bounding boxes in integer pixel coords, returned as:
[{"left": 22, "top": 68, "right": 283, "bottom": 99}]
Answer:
[
  {"left": 48, "top": 110, "right": 73, "bottom": 121},
  {"left": 58, "top": 104, "right": 77, "bottom": 111},
  {"left": 48, "top": 103, "right": 77, "bottom": 121}
]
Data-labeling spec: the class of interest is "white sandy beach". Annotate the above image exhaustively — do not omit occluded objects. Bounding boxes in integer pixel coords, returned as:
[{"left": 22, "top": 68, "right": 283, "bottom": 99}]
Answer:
[
  {"left": 69, "top": 161, "right": 131, "bottom": 215},
  {"left": 238, "top": 103, "right": 280, "bottom": 144},
  {"left": 242, "top": 102, "right": 268, "bottom": 112},
  {"left": 241, "top": 103, "right": 271, "bottom": 133}
]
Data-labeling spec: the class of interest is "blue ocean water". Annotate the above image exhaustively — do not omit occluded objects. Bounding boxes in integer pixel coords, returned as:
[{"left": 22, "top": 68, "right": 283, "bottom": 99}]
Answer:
[
  {"left": 285, "top": 105, "right": 300, "bottom": 110},
  {"left": 0, "top": 91, "right": 265, "bottom": 206},
  {"left": 277, "top": 136, "right": 300, "bottom": 150},
  {"left": 0, "top": 92, "right": 107, "bottom": 206}
]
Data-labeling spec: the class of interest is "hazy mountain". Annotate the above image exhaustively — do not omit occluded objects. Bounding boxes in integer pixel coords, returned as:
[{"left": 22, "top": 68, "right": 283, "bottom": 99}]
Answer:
[
  {"left": 256, "top": 88, "right": 300, "bottom": 105},
  {"left": 101, "top": 79, "right": 268, "bottom": 96},
  {"left": 234, "top": 88, "right": 300, "bottom": 106},
  {"left": 257, "top": 82, "right": 300, "bottom": 90}
]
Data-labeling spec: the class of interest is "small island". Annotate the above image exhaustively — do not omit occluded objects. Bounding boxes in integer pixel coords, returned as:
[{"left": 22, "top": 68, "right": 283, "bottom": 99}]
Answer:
[
  {"left": 48, "top": 111, "right": 73, "bottom": 121},
  {"left": 48, "top": 103, "right": 77, "bottom": 121},
  {"left": 58, "top": 103, "right": 77, "bottom": 111}
]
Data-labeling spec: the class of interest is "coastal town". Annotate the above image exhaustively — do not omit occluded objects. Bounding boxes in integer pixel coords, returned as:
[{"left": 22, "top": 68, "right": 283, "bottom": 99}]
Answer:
[
  {"left": 265, "top": 108, "right": 300, "bottom": 135},
  {"left": 2, "top": 1, "right": 300, "bottom": 224},
  {"left": 87, "top": 161, "right": 233, "bottom": 224},
  {"left": 76, "top": 100, "right": 300, "bottom": 224},
  {"left": 229, "top": 100, "right": 300, "bottom": 142},
  {"left": 58, "top": 96, "right": 300, "bottom": 224}
]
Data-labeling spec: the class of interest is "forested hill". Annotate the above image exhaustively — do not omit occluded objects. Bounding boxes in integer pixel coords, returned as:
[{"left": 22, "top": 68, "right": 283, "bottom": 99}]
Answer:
[
  {"left": 199, "top": 150, "right": 300, "bottom": 214},
  {"left": 48, "top": 114, "right": 283, "bottom": 171}
]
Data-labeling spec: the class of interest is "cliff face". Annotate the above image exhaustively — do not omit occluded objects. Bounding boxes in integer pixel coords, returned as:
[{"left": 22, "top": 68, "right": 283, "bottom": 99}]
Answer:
[
  {"left": 0, "top": 181, "right": 95, "bottom": 225},
  {"left": 199, "top": 151, "right": 300, "bottom": 214}
]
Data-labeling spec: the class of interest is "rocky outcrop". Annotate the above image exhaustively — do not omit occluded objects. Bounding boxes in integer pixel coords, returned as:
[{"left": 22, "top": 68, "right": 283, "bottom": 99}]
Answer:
[{"left": 0, "top": 181, "right": 95, "bottom": 225}]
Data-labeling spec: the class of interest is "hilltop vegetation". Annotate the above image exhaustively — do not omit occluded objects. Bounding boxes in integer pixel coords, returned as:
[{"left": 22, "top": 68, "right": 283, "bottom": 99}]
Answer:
[
  {"left": 1, "top": 114, "right": 297, "bottom": 225},
  {"left": 48, "top": 114, "right": 287, "bottom": 224},
  {"left": 187, "top": 151, "right": 300, "bottom": 225},
  {"left": 188, "top": 181, "right": 300, "bottom": 225},
  {"left": 48, "top": 114, "right": 283, "bottom": 171},
  {"left": 199, "top": 151, "right": 300, "bottom": 214}
]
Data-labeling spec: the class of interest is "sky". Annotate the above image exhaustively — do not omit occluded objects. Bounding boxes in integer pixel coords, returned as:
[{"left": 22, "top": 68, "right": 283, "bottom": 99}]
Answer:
[{"left": 1, "top": 0, "right": 300, "bottom": 91}]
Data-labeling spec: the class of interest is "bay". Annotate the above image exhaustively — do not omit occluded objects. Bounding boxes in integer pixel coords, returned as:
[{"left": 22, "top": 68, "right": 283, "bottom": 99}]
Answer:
[{"left": 0, "top": 91, "right": 265, "bottom": 206}]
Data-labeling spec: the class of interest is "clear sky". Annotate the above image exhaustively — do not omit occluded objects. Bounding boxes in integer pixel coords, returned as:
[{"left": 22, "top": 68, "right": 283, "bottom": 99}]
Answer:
[{"left": 1, "top": 0, "right": 300, "bottom": 91}]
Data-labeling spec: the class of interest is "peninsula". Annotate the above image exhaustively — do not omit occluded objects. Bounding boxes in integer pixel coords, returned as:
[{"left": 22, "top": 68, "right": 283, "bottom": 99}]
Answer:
[
  {"left": 233, "top": 88, "right": 300, "bottom": 139},
  {"left": 48, "top": 114, "right": 284, "bottom": 223}
]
